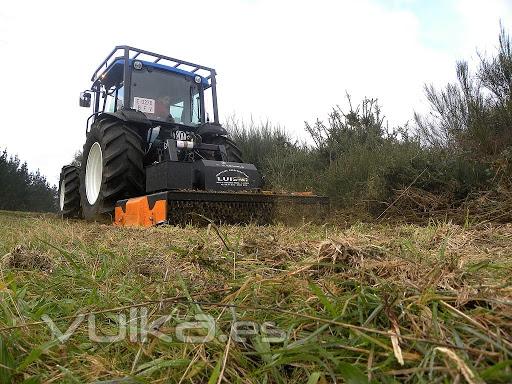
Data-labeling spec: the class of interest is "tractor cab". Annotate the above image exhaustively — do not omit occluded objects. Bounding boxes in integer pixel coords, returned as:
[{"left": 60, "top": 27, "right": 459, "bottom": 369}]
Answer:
[
  {"left": 98, "top": 59, "right": 206, "bottom": 126},
  {"left": 80, "top": 46, "right": 220, "bottom": 131}
]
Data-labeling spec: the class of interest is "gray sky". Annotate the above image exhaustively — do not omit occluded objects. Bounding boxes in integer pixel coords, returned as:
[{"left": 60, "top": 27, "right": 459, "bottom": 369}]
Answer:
[{"left": 1, "top": 0, "right": 511, "bottom": 185}]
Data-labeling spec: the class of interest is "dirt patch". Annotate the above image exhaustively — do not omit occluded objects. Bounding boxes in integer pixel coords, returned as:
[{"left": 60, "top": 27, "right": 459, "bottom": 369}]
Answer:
[
  {"left": 133, "top": 255, "right": 171, "bottom": 277},
  {"left": 2, "top": 245, "right": 53, "bottom": 272}
]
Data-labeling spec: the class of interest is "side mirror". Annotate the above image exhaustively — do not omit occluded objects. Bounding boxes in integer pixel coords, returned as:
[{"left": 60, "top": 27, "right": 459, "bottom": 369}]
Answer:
[{"left": 79, "top": 92, "right": 91, "bottom": 108}]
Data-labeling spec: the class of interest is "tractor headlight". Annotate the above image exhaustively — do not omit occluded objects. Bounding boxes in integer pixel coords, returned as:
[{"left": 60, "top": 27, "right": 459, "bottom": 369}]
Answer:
[
  {"left": 194, "top": 75, "right": 202, "bottom": 84},
  {"left": 133, "top": 60, "right": 143, "bottom": 70}
]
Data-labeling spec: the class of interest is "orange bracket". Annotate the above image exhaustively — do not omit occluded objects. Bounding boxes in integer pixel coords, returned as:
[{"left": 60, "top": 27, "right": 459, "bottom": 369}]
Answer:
[{"left": 114, "top": 196, "right": 167, "bottom": 227}]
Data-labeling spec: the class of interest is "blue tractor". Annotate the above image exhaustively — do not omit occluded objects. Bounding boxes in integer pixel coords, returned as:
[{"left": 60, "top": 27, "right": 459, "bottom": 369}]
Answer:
[{"left": 58, "top": 46, "right": 327, "bottom": 226}]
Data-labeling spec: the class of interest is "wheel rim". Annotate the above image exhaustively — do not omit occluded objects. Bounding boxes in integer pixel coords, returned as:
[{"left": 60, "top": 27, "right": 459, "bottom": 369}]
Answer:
[
  {"left": 59, "top": 179, "right": 65, "bottom": 211},
  {"left": 85, "top": 142, "right": 103, "bottom": 205}
]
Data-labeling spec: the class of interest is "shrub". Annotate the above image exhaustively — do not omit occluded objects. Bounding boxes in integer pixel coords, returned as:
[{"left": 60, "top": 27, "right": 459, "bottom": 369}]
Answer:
[
  {"left": 226, "top": 117, "right": 319, "bottom": 191},
  {"left": 415, "top": 26, "right": 512, "bottom": 161}
]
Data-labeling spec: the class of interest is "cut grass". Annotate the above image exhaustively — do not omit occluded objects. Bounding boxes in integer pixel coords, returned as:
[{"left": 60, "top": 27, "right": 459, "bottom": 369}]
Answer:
[{"left": 0, "top": 212, "right": 511, "bottom": 383}]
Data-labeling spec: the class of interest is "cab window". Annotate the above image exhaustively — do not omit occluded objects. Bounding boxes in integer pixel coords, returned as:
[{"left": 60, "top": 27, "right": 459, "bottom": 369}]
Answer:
[
  {"left": 105, "top": 86, "right": 124, "bottom": 112},
  {"left": 170, "top": 101, "right": 184, "bottom": 123}
]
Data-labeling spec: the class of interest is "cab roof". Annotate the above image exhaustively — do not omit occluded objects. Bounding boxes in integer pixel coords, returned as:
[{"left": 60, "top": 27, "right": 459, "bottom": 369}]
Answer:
[{"left": 99, "top": 58, "right": 210, "bottom": 89}]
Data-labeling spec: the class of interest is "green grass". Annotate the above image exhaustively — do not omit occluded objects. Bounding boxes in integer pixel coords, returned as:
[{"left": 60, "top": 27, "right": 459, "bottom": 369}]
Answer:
[{"left": 0, "top": 212, "right": 511, "bottom": 383}]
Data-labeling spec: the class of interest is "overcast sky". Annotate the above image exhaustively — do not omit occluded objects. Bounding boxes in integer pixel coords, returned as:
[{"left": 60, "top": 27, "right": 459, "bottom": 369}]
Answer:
[{"left": 1, "top": 0, "right": 511, "bottom": 185}]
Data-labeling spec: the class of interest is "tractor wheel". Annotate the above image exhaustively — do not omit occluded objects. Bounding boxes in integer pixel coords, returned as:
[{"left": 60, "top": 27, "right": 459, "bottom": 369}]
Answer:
[
  {"left": 207, "top": 136, "right": 243, "bottom": 163},
  {"left": 58, "top": 165, "right": 81, "bottom": 218},
  {"left": 79, "top": 118, "right": 144, "bottom": 221}
]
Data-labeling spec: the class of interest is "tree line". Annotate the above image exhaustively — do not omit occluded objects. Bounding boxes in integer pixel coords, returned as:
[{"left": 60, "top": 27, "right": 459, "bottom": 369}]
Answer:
[{"left": 0, "top": 150, "right": 56, "bottom": 212}]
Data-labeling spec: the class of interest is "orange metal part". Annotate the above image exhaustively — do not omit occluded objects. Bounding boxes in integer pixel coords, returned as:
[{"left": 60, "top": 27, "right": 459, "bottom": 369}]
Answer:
[{"left": 114, "top": 196, "right": 167, "bottom": 227}]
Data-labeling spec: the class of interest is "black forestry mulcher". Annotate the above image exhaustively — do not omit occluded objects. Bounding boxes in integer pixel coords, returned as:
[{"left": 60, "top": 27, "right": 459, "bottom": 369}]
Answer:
[{"left": 59, "top": 46, "right": 328, "bottom": 226}]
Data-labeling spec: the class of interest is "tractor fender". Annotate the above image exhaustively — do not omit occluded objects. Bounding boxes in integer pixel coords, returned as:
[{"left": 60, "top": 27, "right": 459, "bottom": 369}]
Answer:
[
  {"left": 196, "top": 123, "right": 228, "bottom": 138},
  {"left": 95, "top": 109, "right": 152, "bottom": 127}
]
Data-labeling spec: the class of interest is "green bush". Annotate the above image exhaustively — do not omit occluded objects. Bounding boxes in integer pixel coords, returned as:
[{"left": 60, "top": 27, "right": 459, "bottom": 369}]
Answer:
[
  {"left": 227, "top": 98, "right": 426, "bottom": 208},
  {"left": 226, "top": 117, "right": 320, "bottom": 191},
  {"left": 226, "top": 27, "right": 512, "bottom": 214},
  {"left": 227, "top": 91, "right": 493, "bottom": 212},
  {"left": 416, "top": 26, "right": 512, "bottom": 161}
]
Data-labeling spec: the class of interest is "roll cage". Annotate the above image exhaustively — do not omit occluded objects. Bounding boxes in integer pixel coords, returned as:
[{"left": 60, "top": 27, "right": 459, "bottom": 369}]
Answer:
[{"left": 86, "top": 46, "right": 220, "bottom": 125}]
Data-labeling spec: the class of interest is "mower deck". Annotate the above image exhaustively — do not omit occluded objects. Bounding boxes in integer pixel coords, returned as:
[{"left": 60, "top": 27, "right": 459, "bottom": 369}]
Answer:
[{"left": 114, "top": 190, "right": 329, "bottom": 227}]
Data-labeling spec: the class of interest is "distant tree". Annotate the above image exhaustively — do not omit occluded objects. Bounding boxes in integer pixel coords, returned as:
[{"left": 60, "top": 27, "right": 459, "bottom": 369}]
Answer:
[{"left": 0, "top": 149, "right": 57, "bottom": 212}]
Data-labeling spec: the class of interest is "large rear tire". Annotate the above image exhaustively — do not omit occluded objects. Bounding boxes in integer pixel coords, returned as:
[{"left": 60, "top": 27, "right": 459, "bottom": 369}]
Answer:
[
  {"left": 79, "top": 118, "right": 145, "bottom": 221},
  {"left": 58, "top": 165, "right": 81, "bottom": 218},
  {"left": 205, "top": 136, "right": 243, "bottom": 163}
]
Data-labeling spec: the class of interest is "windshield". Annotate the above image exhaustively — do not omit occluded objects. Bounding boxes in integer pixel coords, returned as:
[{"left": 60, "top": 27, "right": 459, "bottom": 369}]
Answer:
[{"left": 131, "top": 68, "right": 201, "bottom": 126}]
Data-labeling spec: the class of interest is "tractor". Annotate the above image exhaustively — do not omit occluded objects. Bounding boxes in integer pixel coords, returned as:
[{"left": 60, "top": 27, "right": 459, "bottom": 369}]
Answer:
[{"left": 59, "top": 46, "right": 327, "bottom": 226}]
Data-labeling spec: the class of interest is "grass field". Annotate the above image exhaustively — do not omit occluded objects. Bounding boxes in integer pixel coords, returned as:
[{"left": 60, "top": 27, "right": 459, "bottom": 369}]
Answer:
[{"left": 0, "top": 211, "right": 511, "bottom": 383}]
